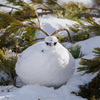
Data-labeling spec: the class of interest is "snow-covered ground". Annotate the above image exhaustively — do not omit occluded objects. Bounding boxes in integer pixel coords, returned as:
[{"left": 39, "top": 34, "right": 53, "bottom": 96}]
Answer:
[
  {"left": 0, "top": 0, "right": 100, "bottom": 100},
  {"left": 0, "top": 36, "right": 100, "bottom": 100}
]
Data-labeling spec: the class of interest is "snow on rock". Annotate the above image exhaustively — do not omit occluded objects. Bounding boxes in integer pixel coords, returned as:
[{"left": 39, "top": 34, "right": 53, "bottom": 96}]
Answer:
[{"left": 74, "top": 36, "right": 100, "bottom": 59}]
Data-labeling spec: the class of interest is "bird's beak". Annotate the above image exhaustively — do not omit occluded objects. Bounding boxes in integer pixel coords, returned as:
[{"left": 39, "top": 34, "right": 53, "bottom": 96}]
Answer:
[
  {"left": 49, "top": 43, "right": 53, "bottom": 46},
  {"left": 45, "top": 42, "right": 54, "bottom": 46}
]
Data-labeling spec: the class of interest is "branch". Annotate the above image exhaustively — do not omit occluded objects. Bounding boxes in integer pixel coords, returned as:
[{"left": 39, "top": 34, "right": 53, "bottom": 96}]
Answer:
[
  {"left": 28, "top": 38, "right": 44, "bottom": 45},
  {"left": 49, "top": 0, "right": 65, "bottom": 10},
  {"left": 51, "top": 28, "right": 72, "bottom": 43},
  {"left": 37, "top": 7, "right": 53, "bottom": 12},
  {"left": 5, "top": 14, "right": 50, "bottom": 36},
  {"left": 0, "top": 11, "right": 50, "bottom": 36},
  {"left": 22, "top": 24, "right": 50, "bottom": 36},
  {"left": 80, "top": 12, "right": 100, "bottom": 18},
  {"left": 14, "top": 73, "right": 17, "bottom": 86},
  {"left": 35, "top": 10, "right": 40, "bottom": 27},
  {"left": 93, "top": 2, "right": 100, "bottom": 7},
  {"left": 0, "top": 4, "right": 20, "bottom": 10},
  {"left": 82, "top": 7, "right": 100, "bottom": 12},
  {"left": 15, "top": 11, "right": 56, "bottom": 19},
  {"left": 42, "top": 4, "right": 53, "bottom": 10},
  {"left": 32, "top": 38, "right": 44, "bottom": 41}
]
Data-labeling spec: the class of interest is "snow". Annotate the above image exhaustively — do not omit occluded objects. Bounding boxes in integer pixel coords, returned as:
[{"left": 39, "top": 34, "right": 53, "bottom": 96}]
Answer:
[
  {"left": 23, "top": 0, "right": 94, "bottom": 6},
  {"left": 64, "top": 36, "right": 100, "bottom": 59},
  {"left": 0, "top": 0, "right": 9, "bottom": 12},
  {"left": 35, "top": 15, "right": 78, "bottom": 38},
  {"left": 74, "top": 36, "right": 100, "bottom": 59},
  {"left": 0, "top": 84, "right": 86, "bottom": 100},
  {"left": 58, "top": 0, "right": 93, "bottom": 5},
  {"left": 0, "top": 36, "right": 100, "bottom": 100},
  {"left": 0, "top": 0, "right": 20, "bottom": 12}
]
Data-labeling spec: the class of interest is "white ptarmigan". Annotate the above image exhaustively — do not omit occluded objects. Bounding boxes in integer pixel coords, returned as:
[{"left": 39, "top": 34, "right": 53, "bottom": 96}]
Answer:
[{"left": 15, "top": 36, "right": 75, "bottom": 87}]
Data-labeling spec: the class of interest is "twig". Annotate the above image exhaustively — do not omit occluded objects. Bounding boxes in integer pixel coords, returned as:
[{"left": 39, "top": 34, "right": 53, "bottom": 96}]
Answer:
[
  {"left": 6, "top": 14, "right": 50, "bottom": 36},
  {"left": 1, "top": 11, "right": 50, "bottom": 36},
  {"left": 22, "top": 24, "right": 50, "bottom": 36},
  {"left": 42, "top": 4, "right": 53, "bottom": 10},
  {"left": 49, "top": 0, "right": 65, "bottom": 10},
  {"left": 15, "top": 11, "right": 56, "bottom": 20},
  {"left": 93, "top": 2, "right": 100, "bottom": 7},
  {"left": 80, "top": 12, "right": 100, "bottom": 18},
  {"left": 23, "top": 38, "right": 44, "bottom": 45},
  {"left": 9, "top": 8, "right": 13, "bottom": 14},
  {"left": 51, "top": 28, "right": 72, "bottom": 43},
  {"left": 35, "top": 9, "right": 40, "bottom": 27},
  {"left": 82, "top": 7, "right": 100, "bottom": 12},
  {"left": 14, "top": 73, "right": 17, "bottom": 86},
  {"left": 0, "top": 4, "right": 20, "bottom": 10},
  {"left": 32, "top": 38, "right": 44, "bottom": 42}
]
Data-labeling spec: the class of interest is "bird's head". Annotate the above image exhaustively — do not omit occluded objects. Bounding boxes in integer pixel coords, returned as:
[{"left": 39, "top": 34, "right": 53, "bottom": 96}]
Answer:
[{"left": 45, "top": 36, "right": 58, "bottom": 47}]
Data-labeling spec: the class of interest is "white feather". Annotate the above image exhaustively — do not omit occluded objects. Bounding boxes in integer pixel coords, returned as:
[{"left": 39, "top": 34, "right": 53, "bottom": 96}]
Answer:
[{"left": 15, "top": 36, "right": 75, "bottom": 87}]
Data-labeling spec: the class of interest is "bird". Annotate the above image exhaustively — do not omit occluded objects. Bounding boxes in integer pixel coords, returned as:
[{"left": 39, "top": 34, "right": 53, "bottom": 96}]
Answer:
[{"left": 15, "top": 36, "right": 75, "bottom": 87}]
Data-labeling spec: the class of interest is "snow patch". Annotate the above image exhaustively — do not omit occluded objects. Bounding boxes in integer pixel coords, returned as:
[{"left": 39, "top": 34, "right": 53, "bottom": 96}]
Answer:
[
  {"left": 58, "top": 0, "right": 93, "bottom": 5},
  {"left": 35, "top": 16, "right": 78, "bottom": 38}
]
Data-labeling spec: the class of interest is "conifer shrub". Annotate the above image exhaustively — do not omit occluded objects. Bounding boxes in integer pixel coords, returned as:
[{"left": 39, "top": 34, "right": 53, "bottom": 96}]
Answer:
[
  {"left": 78, "top": 48, "right": 100, "bottom": 74},
  {"left": 71, "top": 33, "right": 89, "bottom": 42},
  {"left": 0, "top": 48, "right": 17, "bottom": 86},
  {"left": 76, "top": 48, "right": 100, "bottom": 100},
  {"left": 69, "top": 18, "right": 100, "bottom": 42},
  {"left": 68, "top": 45, "right": 83, "bottom": 59},
  {"left": 57, "top": 36, "right": 68, "bottom": 42},
  {"left": 78, "top": 72, "right": 100, "bottom": 100}
]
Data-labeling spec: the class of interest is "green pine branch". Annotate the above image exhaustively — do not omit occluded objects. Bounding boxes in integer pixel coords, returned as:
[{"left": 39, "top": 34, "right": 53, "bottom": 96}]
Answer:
[
  {"left": 62, "top": 2, "right": 91, "bottom": 19},
  {"left": 70, "top": 18, "right": 100, "bottom": 42},
  {"left": 6, "top": 0, "right": 24, "bottom": 6},
  {"left": 93, "top": 48, "right": 100, "bottom": 56},
  {"left": 0, "top": 11, "right": 20, "bottom": 28},
  {"left": 78, "top": 48, "right": 100, "bottom": 74},
  {"left": 77, "top": 72, "right": 100, "bottom": 100},
  {"left": 0, "top": 9, "right": 49, "bottom": 49}
]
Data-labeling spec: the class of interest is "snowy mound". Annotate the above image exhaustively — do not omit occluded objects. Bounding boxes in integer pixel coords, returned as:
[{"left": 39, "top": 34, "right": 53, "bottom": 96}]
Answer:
[
  {"left": 58, "top": 0, "right": 93, "bottom": 5},
  {"left": 15, "top": 36, "right": 75, "bottom": 87},
  {"left": 35, "top": 16, "right": 78, "bottom": 38}
]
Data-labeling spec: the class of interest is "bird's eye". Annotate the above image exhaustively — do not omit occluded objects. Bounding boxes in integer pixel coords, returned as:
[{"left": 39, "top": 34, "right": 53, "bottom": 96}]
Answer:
[
  {"left": 54, "top": 42, "right": 57, "bottom": 46},
  {"left": 46, "top": 42, "right": 49, "bottom": 45}
]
